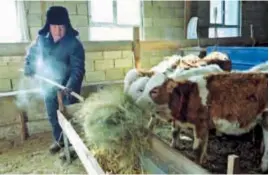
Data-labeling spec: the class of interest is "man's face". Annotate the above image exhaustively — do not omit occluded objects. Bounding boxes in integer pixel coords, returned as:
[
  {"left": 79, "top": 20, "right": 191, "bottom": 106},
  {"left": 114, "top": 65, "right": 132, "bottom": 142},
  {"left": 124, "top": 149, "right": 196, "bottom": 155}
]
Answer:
[{"left": 49, "top": 24, "right": 66, "bottom": 42}]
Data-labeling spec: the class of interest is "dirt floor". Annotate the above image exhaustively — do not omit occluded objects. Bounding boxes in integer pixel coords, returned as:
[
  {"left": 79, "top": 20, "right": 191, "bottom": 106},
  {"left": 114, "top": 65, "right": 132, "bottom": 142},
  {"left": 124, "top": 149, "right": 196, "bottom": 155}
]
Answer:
[
  {"left": 0, "top": 132, "right": 86, "bottom": 174},
  {"left": 154, "top": 123, "right": 266, "bottom": 174}
]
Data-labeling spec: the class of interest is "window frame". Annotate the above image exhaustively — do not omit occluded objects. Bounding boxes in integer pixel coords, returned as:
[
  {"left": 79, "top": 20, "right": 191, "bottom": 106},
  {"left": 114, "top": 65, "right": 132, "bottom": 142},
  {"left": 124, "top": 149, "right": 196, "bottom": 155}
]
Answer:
[
  {"left": 209, "top": 0, "right": 242, "bottom": 37},
  {"left": 88, "top": 0, "right": 143, "bottom": 41}
]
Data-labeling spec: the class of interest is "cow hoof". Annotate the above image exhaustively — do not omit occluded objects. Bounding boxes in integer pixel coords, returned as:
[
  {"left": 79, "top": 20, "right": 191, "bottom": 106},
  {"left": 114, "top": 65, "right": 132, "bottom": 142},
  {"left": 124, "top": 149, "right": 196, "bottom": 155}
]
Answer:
[{"left": 170, "top": 141, "right": 177, "bottom": 148}]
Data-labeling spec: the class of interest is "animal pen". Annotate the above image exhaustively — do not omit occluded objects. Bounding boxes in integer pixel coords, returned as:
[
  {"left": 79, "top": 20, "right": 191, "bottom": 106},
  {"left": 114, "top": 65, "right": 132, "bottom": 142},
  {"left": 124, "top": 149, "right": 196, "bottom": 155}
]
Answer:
[{"left": 0, "top": 26, "right": 267, "bottom": 174}]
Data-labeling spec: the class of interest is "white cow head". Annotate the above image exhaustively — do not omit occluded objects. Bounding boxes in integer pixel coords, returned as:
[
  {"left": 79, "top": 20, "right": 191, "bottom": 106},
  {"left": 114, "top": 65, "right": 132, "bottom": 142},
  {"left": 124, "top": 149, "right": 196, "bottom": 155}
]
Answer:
[
  {"left": 123, "top": 68, "right": 140, "bottom": 93},
  {"left": 127, "top": 76, "right": 150, "bottom": 102}
]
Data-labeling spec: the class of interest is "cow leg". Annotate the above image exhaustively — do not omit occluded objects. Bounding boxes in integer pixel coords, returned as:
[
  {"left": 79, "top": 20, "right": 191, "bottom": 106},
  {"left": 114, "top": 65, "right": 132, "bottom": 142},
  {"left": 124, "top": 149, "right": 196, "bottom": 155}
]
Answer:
[
  {"left": 147, "top": 113, "right": 157, "bottom": 130},
  {"left": 192, "top": 127, "right": 200, "bottom": 150},
  {"left": 170, "top": 124, "right": 180, "bottom": 148},
  {"left": 261, "top": 111, "right": 268, "bottom": 172},
  {"left": 261, "top": 127, "right": 268, "bottom": 172},
  {"left": 194, "top": 122, "right": 209, "bottom": 164}
]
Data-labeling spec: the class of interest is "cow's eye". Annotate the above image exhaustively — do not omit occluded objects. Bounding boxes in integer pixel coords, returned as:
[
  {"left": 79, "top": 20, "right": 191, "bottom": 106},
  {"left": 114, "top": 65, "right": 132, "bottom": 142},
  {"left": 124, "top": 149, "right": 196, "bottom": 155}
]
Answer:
[{"left": 138, "top": 89, "right": 143, "bottom": 92}]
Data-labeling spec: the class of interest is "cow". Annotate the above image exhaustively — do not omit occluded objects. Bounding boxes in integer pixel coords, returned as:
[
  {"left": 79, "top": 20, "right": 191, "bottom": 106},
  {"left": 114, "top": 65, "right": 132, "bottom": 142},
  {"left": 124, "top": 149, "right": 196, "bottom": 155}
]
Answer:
[
  {"left": 201, "top": 51, "right": 232, "bottom": 71},
  {"left": 127, "top": 76, "right": 150, "bottom": 102},
  {"left": 248, "top": 61, "right": 268, "bottom": 73},
  {"left": 139, "top": 71, "right": 268, "bottom": 172},
  {"left": 123, "top": 68, "right": 154, "bottom": 93}
]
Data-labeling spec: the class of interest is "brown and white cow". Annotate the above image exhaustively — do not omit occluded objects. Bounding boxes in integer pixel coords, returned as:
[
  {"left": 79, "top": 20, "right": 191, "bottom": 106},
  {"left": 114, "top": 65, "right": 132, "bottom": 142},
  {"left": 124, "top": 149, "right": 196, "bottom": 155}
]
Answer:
[
  {"left": 141, "top": 71, "right": 268, "bottom": 172},
  {"left": 172, "top": 51, "right": 232, "bottom": 72}
]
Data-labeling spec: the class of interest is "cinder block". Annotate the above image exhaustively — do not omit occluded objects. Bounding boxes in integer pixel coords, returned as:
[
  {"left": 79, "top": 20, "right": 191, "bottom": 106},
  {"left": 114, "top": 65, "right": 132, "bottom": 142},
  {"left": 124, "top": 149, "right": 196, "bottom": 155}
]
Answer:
[
  {"left": 85, "top": 59, "right": 94, "bottom": 72},
  {"left": 85, "top": 52, "right": 103, "bottom": 60},
  {"left": 174, "top": 1, "right": 184, "bottom": 8},
  {"left": 144, "top": 6, "right": 160, "bottom": 18},
  {"left": 86, "top": 71, "right": 106, "bottom": 82},
  {"left": 140, "top": 57, "right": 151, "bottom": 69},
  {"left": 143, "top": 1, "right": 153, "bottom": 10},
  {"left": 0, "top": 66, "right": 20, "bottom": 79},
  {"left": 0, "top": 96, "right": 20, "bottom": 125},
  {"left": 27, "top": 120, "right": 51, "bottom": 136},
  {"left": 164, "top": 27, "right": 184, "bottom": 40},
  {"left": 170, "top": 18, "right": 184, "bottom": 27},
  {"left": 151, "top": 7, "right": 162, "bottom": 17},
  {"left": 45, "top": 1, "right": 54, "bottom": 10},
  {"left": 76, "top": 27, "right": 89, "bottom": 41},
  {"left": 105, "top": 69, "right": 124, "bottom": 80},
  {"left": 0, "top": 124, "right": 21, "bottom": 140},
  {"left": 28, "top": 14, "right": 42, "bottom": 27},
  {"left": 70, "top": 15, "right": 88, "bottom": 27},
  {"left": 9, "top": 56, "right": 24, "bottom": 63},
  {"left": 0, "top": 79, "right": 11, "bottom": 92},
  {"left": 29, "top": 1, "right": 41, "bottom": 14},
  {"left": 0, "top": 57, "right": 8, "bottom": 66},
  {"left": 144, "top": 27, "right": 161, "bottom": 40},
  {"left": 103, "top": 51, "right": 122, "bottom": 59},
  {"left": 63, "top": 2, "right": 77, "bottom": 15},
  {"left": 143, "top": 8, "right": 153, "bottom": 18},
  {"left": 143, "top": 18, "right": 153, "bottom": 27},
  {"left": 95, "top": 60, "right": 114, "bottom": 70},
  {"left": 122, "top": 51, "right": 134, "bottom": 59},
  {"left": 160, "top": 8, "right": 174, "bottom": 18},
  {"left": 52, "top": 1, "right": 65, "bottom": 6},
  {"left": 152, "top": 18, "right": 171, "bottom": 27},
  {"left": 77, "top": 3, "right": 88, "bottom": 15},
  {"left": 174, "top": 9, "right": 184, "bottom": 18},
  {"left": 29, "top": 27, "right": 41, "bottom": 40},
  {"left": 115, "top": 59, "right": 133, "bottom": 68}
]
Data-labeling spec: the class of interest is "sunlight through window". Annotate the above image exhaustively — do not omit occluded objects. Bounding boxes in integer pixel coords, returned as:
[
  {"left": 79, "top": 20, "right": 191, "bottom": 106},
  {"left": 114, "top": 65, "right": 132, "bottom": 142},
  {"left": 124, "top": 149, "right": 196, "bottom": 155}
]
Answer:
[{"left": 0, "top": 0, "right": 21, "bottom": 42}]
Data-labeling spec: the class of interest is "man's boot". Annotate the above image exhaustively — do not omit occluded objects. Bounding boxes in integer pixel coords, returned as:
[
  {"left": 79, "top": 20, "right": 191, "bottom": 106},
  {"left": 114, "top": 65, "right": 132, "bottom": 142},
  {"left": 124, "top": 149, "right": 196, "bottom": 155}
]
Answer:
[{"left": 49, "top": 141, "right": 64, "bottom": 154}]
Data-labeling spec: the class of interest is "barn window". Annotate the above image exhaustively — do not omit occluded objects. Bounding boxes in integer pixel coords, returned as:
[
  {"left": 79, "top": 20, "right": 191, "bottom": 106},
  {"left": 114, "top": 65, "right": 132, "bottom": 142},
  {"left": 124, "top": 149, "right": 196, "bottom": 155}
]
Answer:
[
  {"left": 0, "top": 0, "right": 29, "bottom": 43},
  {"left": 89, "top": 0, "right": 142, "bottom": 41},
  {"left": 209, "top": 0, "right": 241, "bottom": 38}
]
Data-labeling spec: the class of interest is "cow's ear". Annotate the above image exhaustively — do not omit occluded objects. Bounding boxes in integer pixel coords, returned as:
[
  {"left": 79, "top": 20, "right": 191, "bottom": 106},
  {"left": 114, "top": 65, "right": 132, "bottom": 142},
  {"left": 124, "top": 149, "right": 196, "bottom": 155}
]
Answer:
[{"left": 166, "top": 79, "right": 177, "bottom": 93}]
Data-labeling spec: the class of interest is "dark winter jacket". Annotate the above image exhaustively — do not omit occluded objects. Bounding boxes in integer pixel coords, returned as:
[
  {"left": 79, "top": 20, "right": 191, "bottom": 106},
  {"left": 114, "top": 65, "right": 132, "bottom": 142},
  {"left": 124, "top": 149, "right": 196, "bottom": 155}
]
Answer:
[{"left": 24, "top": 33, "right": 85, "bottom": 96}]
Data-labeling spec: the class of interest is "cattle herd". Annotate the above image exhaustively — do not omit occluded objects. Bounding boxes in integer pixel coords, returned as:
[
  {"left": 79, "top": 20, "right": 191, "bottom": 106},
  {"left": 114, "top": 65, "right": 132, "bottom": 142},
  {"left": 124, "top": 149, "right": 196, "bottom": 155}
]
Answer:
[{"left": 123, "top": 51, "right": 268, "bottom": 173}]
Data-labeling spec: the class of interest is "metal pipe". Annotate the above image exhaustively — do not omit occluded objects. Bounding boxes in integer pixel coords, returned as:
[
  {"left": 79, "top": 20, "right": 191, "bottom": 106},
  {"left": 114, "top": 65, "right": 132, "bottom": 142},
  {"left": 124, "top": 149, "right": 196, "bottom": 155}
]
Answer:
[{"left": 19, "top": 69, "right": 84, "bottom": 102}]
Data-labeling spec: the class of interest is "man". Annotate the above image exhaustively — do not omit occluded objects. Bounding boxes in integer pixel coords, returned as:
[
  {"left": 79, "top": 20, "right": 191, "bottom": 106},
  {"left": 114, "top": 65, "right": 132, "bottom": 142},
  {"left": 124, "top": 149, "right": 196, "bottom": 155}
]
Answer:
[{"left": 24, "top": 6, "right": 85, "bottom": 154}]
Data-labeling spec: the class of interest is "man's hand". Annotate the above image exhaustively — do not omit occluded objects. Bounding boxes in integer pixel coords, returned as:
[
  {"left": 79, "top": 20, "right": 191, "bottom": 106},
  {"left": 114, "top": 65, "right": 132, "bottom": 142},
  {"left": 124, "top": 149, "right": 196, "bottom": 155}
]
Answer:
[{"left": 62, "top": 87, "right": 73, "bottom": 100}]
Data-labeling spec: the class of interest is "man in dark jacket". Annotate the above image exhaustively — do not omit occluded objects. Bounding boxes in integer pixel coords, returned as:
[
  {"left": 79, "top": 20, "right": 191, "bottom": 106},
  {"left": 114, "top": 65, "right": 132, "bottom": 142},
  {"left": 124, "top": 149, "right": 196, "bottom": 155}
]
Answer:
[{"left": 24, "top": 6, "right": 85, "bottom": 154}]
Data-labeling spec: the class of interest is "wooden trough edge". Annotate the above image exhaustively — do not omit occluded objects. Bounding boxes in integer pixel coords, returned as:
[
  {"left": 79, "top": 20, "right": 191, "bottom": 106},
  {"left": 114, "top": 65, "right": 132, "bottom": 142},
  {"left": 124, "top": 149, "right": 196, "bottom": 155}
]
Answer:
[{"left": 57, "top": 109, "right": 209, "bottom": 174}]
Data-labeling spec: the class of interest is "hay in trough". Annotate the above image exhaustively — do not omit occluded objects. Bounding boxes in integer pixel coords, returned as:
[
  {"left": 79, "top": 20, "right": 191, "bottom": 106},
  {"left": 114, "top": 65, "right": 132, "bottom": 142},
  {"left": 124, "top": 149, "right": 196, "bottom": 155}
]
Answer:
[{"left": 78, "top": 86, "right": 151, "bottom": 174}]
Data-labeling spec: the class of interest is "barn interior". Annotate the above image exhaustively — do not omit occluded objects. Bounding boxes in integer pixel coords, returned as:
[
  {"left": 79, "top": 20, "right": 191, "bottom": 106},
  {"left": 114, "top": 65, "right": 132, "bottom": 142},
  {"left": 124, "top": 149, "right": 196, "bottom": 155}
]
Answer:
[{"left": 0, "top": 0, "right": 268, "bottom": 174}]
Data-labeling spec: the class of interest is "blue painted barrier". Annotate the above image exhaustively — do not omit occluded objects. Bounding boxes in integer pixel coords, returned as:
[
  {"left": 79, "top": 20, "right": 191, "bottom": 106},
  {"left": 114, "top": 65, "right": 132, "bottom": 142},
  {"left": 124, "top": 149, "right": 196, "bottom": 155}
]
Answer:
[{"left": 206, "top": 46, "right": 268, "bottom": 70}]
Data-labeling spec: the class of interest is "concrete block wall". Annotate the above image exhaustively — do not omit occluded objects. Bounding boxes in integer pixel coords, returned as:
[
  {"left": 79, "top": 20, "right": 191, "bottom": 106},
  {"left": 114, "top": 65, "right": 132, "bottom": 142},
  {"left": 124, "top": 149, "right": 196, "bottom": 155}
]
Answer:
[{"left": 143, "top": 1, "right": 185, "bottom": 40}]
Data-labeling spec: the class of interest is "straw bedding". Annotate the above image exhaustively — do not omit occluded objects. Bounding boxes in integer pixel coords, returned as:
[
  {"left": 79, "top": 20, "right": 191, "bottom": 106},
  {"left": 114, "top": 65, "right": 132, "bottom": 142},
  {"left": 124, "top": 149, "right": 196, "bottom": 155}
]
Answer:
[{"left": 71, "top": 86, "right": 151, "bottom": 174}]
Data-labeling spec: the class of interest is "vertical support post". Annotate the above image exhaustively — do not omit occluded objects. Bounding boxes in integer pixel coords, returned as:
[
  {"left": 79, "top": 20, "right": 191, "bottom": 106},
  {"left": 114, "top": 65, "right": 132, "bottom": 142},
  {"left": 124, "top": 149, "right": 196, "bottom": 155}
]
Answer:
[
  {"left": 227, "top": 154, "right": 240, "bottom": 174},
  {"left": 184, "top": 0, "right": 192, "bottom": 39},
  {"left": 57, "top": 91, "right": 71, "bottom": 164},
  {"left": 133, "top": 26, "right": 141, "bottom": 69},
  {"left": 40, "top": 1, "right": 46, "bottom": 26},
  {"left": 19, "top": 110, "right": 29, "bottom": 142}
]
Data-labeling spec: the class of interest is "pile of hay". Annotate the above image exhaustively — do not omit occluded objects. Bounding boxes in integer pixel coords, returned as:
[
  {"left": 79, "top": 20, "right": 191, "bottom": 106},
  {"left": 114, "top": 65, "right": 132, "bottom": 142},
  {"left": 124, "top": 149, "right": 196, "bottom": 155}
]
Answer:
[{"left": 77, "top": 86, "right": 151, "bottom": 174}]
